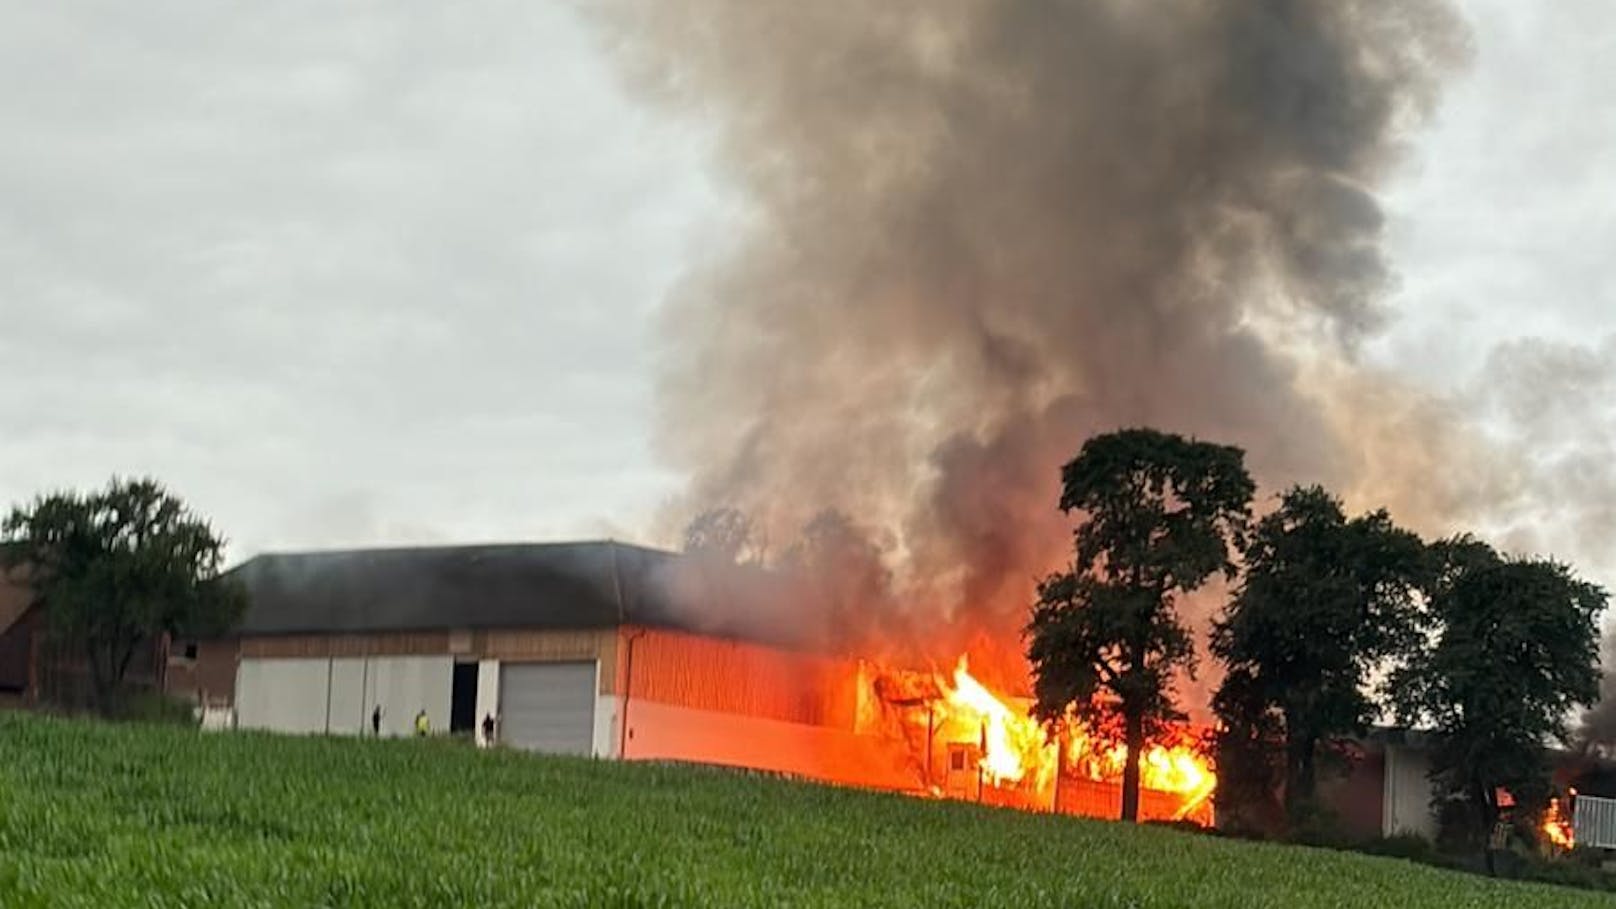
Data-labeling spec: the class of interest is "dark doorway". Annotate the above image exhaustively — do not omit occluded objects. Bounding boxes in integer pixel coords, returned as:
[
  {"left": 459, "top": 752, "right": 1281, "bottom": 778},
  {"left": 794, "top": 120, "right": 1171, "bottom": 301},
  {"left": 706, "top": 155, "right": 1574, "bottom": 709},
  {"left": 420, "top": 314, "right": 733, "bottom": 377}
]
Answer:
[{"left": 450, "top": 662, "right": 477, "bottom": 733}]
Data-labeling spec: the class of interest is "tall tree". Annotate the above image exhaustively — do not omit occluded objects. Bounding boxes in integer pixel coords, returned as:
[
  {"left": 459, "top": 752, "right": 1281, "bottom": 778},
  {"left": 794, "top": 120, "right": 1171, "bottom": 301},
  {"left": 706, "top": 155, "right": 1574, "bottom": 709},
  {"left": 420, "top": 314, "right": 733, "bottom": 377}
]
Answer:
[
  {"left": 1392, "top": 538, "right": 1605, "bottom": 854},
  {"left": 1211, "top": 485, "right": 1426, "bottom": 820},
  {"left": 1027, "top": 428, "right": 1253, "bottom": 822},
  {"left": 1, "top": 478, "right": 245, "bottom": 713}
]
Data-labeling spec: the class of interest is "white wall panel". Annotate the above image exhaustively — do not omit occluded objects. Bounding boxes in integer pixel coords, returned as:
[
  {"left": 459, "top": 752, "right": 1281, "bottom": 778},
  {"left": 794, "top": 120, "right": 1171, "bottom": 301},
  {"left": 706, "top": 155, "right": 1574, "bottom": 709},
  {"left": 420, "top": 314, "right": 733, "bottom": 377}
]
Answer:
[
  {"left": 326, "top": 658, "right": 369, "bottom": 736},
  {"left": 235, "top": 658, "right": 331, "bottom": 734},
  {"left": 369, "top": 655, "right": 454, "bottom": 737},
  {"left": 236, "top": 655, "right": 452, "bottom": 737},
  {"left": 595, "top": 694, "right": 620, "bottom": 759},
  {"left": 474, "top": 660, "right": 501, "bottom": 744},
  {"left": 1383, "top": 744, "right": 1437, "bottom": 838}
]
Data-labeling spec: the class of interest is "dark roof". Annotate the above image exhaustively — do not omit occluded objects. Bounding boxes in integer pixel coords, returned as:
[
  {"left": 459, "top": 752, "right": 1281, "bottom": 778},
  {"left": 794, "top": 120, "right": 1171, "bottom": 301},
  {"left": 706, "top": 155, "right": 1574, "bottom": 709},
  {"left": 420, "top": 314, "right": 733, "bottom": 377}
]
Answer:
[
  {"left": 227, "top": 541, "right": 826, "bottom": 651},
  {"left": 230, "top": 541, "right": 692, "bottom": 636}
]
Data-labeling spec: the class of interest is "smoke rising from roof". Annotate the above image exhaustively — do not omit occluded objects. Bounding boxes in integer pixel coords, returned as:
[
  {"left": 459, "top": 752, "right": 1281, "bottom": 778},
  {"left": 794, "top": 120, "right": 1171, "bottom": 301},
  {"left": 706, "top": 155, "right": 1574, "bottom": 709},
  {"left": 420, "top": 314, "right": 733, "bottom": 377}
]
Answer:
[{"left": 587, "top": 1, "right": 1492, "bottom": 675}]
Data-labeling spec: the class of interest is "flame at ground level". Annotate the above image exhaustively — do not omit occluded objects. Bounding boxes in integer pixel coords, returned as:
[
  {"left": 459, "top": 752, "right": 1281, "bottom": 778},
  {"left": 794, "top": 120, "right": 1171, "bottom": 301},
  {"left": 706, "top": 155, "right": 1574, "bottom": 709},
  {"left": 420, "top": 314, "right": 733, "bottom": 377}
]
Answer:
[
  {"left": 615, "top": 627, "right": 1214, "bottom": 826},
  {"left": 1543, "top": 797, "right": 1574, "bottom": 850},
  {"left": 869, "top": 656, "right": 1217, "bottom": 825}
]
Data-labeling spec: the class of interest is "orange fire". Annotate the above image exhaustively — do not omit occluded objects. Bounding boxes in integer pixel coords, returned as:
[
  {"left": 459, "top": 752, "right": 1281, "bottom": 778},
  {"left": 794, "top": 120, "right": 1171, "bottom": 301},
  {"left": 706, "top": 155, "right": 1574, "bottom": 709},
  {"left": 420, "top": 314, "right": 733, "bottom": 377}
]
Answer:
[
  {"left": 943, "top": 659, "right": 1051, "bottom": 787},
  {"left": 880, "top": 656, "right": 1217, "bottom": 824},
  {"left": 1543, "top": 796, "right": 1574, "bottom": 850}
]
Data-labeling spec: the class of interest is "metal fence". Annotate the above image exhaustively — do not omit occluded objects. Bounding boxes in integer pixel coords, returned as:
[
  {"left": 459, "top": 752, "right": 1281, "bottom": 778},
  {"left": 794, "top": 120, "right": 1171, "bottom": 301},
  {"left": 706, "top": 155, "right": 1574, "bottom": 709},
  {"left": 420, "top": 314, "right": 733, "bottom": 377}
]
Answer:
[{"left": 1574, "top": 793, "right": 1616, "bottom": 849}]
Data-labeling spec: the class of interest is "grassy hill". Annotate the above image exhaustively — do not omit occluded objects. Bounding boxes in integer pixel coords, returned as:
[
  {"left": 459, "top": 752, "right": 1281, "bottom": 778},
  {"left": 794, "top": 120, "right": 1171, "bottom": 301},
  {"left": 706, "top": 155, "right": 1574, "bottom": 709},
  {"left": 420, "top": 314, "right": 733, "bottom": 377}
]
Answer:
[{"left": 0, "top": 714, "right": 1603, "bottom": 908}]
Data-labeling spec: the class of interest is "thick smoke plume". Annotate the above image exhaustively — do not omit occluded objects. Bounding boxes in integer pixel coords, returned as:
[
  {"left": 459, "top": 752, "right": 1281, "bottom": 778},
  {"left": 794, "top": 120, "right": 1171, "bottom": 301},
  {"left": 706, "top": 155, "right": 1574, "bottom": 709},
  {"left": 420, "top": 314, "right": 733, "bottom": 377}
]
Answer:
[{"left": 590, "top": 2, "right": 1486, "bottom": 689}]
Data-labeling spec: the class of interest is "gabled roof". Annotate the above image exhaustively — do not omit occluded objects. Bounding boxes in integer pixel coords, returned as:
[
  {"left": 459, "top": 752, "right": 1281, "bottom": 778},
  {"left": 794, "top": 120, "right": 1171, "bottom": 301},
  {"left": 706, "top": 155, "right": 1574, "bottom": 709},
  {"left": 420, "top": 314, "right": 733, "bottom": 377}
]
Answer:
[{"left": 227, "top": 541, "right": 809, "bottom": 648}]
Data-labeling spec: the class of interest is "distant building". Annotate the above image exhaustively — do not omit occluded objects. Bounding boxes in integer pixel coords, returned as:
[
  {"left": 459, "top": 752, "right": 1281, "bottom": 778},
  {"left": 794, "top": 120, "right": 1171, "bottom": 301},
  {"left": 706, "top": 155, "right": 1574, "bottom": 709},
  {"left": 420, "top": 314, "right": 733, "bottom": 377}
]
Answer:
[
  {"left": 0, "top": 567, "right": 168, "bottom": 710},
  {"left": 1317, "top": 729, "right": 1441, "bottom": 840}
]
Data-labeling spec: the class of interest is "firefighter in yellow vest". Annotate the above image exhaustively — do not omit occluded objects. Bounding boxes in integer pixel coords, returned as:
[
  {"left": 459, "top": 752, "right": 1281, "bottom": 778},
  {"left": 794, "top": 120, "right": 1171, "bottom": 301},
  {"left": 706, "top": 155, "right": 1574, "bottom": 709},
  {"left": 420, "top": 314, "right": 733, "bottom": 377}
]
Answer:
[{"left": 414, "top": 709, "right": 429, "bottom": 737}]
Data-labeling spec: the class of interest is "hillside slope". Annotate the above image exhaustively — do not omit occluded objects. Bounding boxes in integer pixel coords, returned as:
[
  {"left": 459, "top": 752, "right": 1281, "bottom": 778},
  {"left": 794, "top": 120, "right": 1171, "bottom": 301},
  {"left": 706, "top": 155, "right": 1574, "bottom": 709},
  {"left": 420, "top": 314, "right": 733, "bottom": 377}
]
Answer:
[{"left": 0, "top": 715, "right": 1600, "bottom": 907}]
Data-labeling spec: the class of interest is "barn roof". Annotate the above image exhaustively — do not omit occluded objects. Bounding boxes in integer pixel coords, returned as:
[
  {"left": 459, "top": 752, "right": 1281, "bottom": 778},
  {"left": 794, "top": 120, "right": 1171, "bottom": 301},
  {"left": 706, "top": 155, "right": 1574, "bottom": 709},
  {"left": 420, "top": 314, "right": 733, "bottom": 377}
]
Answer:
[
  {"left": 227, "top": 541, "right": 819, "bottom": 649},
  {"left": 230, "top": 541, "right": 692, "bottom": 636}
]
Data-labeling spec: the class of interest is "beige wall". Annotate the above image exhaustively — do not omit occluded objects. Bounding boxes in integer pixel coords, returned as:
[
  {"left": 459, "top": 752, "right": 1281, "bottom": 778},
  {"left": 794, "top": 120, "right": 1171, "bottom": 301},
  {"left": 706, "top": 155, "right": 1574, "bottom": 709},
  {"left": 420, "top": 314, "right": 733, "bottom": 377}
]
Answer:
[
  {"left": 481, "top": 628, "right": 617, "bottom": 694},
  {"left": 241, "top": 631, "right": 451, "bottom": 659},
  {"left": 224, "top": 627, "right": 621, "bottom": 702}
]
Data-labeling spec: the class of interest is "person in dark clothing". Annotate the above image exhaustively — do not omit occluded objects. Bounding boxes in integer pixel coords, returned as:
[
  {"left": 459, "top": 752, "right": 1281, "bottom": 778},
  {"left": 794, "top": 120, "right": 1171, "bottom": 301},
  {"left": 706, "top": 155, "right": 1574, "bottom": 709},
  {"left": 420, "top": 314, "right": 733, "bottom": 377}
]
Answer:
[
  {"left": 371, "top": 705, "right": 382, "bottom": 736},
  {"left": 481, "top": 713, "right": 496, "bottom": 748}
]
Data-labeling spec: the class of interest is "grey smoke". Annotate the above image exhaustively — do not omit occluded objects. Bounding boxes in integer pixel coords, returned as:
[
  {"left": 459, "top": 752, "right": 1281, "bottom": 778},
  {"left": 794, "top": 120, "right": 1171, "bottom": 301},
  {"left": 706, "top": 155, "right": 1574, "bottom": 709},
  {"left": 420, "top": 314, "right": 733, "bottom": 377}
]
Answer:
[
  {"left": 1470, "top": 336, "right": 1616, "bottom": 565},
  {"left": 587, "top": 1, "right": 1480, "bottom": 678},
  {"left": 1469, "top": 335, "right": 1616, "bottom": 749}
]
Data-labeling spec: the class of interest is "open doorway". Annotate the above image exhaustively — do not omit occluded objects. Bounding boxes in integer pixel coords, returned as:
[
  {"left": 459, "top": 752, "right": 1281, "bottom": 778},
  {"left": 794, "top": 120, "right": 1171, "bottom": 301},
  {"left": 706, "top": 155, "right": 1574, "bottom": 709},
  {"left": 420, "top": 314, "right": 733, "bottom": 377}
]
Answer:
[{"left": 450, "top": 662, "right": 477, "bottom": 734}]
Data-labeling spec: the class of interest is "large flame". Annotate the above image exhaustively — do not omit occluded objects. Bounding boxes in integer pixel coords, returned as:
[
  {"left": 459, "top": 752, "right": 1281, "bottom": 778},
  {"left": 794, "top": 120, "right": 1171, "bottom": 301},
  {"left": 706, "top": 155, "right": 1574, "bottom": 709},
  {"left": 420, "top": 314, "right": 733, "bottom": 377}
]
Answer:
[
  {"left": 945, "top": 658, "right": 1043, "bottom": 785},
  {"left": 1543, "top": 796, "right": 1574, "bottom": 850},
  {"left": 893, "top": 656, "right": 1217, "bottom": 824}
]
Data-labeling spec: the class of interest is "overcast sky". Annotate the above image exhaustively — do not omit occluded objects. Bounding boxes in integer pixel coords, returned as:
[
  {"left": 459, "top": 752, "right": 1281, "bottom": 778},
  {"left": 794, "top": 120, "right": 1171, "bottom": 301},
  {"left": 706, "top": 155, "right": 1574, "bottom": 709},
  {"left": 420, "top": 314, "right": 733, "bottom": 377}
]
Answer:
[{"left": 1, "top": 2, "right": 1612, "bottom": 563}]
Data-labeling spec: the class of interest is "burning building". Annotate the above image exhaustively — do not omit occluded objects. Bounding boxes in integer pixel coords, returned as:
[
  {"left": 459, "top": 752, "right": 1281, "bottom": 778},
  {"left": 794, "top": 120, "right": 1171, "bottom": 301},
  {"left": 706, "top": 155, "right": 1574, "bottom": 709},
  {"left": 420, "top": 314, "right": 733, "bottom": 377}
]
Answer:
[
  {"left": 865, "top": 657, "right": 1214, "bottom": 824},
  {"left": 195, "top": 541, "right": 1217, "bottom": 825}
]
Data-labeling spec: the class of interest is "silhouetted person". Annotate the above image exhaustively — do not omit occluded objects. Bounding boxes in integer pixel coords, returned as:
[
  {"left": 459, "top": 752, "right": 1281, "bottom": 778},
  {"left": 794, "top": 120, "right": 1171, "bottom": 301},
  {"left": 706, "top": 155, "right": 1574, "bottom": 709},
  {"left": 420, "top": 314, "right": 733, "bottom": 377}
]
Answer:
[
  {"left": 371, "top": 704, "right": 382, "bottom": 736},
  {"left": 481, "top": 712, "right": 496, "bottom": 747}
]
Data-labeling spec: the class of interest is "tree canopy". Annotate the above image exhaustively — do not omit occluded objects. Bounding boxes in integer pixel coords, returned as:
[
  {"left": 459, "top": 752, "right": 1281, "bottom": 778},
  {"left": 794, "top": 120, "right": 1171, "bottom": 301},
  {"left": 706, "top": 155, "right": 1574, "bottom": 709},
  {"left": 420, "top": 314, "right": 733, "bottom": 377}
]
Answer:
[
  {"left": 1027, "top": 428, "right": 1253, "bottom": 822},
  {"left": 1, "top": 477, "right": 245, "bottom": 713},
  {"left": 681, "top": 507, "right": 763, "bottom": 566},
  {"left": 1211, "top": 486, "right": 1427, "bottom": 827},
  {"left": 1392, "top": 537, "right": 1605, "bottom": 849}
]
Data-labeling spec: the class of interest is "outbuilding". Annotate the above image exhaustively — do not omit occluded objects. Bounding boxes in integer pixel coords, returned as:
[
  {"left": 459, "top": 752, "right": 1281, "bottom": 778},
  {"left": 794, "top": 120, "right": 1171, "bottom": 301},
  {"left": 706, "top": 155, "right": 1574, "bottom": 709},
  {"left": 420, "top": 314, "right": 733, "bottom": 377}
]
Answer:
[{"left": 200, "top": 541, "right": 915, "bottom": 789}]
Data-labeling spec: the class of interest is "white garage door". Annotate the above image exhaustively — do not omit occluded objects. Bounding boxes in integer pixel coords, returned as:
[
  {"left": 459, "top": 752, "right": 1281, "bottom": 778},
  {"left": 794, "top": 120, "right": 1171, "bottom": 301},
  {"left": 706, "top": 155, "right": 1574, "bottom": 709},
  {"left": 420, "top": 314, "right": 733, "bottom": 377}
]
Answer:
[{"left": 500, "top": 661, "right": 596, "bottom": 756}]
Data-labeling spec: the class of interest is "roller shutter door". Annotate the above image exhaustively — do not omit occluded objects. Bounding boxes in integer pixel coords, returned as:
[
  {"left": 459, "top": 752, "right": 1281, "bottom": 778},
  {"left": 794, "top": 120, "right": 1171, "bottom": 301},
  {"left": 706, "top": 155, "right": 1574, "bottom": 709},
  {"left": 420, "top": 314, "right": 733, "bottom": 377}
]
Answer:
[{"left": 499, "top": 661, "right": 596, "bottom": 756}]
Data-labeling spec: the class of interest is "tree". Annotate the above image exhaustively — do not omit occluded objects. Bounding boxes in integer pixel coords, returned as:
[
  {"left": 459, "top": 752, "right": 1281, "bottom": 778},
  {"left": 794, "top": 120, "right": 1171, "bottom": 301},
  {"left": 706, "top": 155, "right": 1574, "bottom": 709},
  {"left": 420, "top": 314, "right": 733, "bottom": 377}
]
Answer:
[
  {"left": 1210, "top": 664, "right": 1286, "bottom": 834},
  {"left": 1211, "top": 485, "right": 1426, "bottom": 822},
  {"left": 681, "top": 507, "right": 764, "bottom": 566},
  {"left": 1027, "top": 428, "right": 1253, "bottom": 822},
  {"left": 1392, "top": 537, "right": 1605, "bottom": 855},
  {"left": 0, "top": 478, "right": 245, "bottom": 713},
  {"left": 778, "top": 510, "right": 896, "bottom": 648}
]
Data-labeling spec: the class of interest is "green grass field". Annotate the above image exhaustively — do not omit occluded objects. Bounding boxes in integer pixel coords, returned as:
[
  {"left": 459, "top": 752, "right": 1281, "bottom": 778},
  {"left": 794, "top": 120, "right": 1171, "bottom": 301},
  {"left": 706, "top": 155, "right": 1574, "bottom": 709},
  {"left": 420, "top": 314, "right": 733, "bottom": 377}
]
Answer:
[{"left": 0, "top": 714, "right": 1604, "bottom": 908}]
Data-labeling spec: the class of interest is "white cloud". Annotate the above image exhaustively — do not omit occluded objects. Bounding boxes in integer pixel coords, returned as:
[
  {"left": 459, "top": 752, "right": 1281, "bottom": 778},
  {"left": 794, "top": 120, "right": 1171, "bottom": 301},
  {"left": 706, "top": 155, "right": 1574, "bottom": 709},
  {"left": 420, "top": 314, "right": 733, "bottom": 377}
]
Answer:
[
  {"left": 0, "top": 1, "right": 730, "bottom": 559},
  {"left": 1377, "top": 0, "right": 1616, "bottom": 385}
]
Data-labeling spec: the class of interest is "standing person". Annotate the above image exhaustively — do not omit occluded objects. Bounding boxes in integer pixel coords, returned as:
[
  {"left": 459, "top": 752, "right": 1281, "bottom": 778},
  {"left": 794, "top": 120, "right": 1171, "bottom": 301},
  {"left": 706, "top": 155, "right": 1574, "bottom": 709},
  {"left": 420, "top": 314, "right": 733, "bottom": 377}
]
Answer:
[
  {"left": 371, "top": 704, "right": 382, "bottom": 737},
  {"left": 414, "top": 709, "right": 429, "bottom": 738},
  {"left": 480, "top": 712, "right": 496, "bottom": 748}
]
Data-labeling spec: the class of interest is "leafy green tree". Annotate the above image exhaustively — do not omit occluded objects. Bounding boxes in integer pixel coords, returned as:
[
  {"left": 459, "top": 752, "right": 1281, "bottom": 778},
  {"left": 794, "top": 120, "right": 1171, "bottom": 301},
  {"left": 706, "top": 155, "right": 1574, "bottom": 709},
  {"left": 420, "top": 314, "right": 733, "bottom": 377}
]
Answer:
[
  {"left": 1392, "top": 537, "right": 1604, "bottom": 853},
  {"left": 1027, "top": 428, "right": 1253, "bottom": 822},
  {"left": 1211, "top": 485, "right": 1427, "bottom": 821},
  {"left": 1, "top": 478, "right": 245, "bottom": 713}
]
